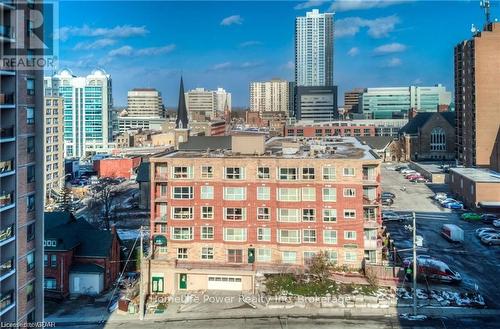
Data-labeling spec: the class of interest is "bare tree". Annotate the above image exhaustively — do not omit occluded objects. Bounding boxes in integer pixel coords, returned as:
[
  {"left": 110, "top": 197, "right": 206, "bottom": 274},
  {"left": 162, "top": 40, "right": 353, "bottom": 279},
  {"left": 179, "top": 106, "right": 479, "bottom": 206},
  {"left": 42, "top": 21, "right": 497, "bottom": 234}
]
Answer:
[{"left": 90, "top": 177, "right": 122, "bottom": 230}]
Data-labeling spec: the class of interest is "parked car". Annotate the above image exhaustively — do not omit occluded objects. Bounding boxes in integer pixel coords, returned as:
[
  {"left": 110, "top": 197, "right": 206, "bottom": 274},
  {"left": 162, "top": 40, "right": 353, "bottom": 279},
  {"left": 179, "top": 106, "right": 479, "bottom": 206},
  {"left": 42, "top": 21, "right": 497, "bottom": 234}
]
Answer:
[
  {"left": 395, "top": 166, "right": 408, "bottom": 172},
  {"left": 441, "top": 224, "right": 464, "bottom": 242},
  {"left": 461, "top": 213, "right": 482, "bottom": 221},
  {"left": 434, "top": 193, "right": 448, "bottom": 201},
  {"left": 382, "top": 192, "right": 396, "bottom": 199},
  {"left": 443, "top": 201, "right": 463, "bottom": 209},
  {"left": 405, "top": 173, "right": 422, "bottom": 180},
  {"left": 476, "top": 227, "right": 499, "bottom": 237},
  {"left": 481, "top": 214, "right": 499, "bottom": 224},
  {"left": 382, "top": 211, "right": 402, "bottom": 221},
  {"left": 493, "top": 219, "right": 500, "bottom": 228},
  {"left": 401, "top": 169, "right": 417, "bottom": 175},
  {"left": 410, "top": 177, "right": 428, "bottom": 183},
  {"left": 382, "top": 198, "right": 394, "bottom": 206},
  {"left": 404, "top": 255, "right": 462, "bottom": 283},
  {"left": 439, "top": 198, "right": 457, "bottom": 205},
  {"left": 481, "top": 233, "right": 500, "bottom": 246}
]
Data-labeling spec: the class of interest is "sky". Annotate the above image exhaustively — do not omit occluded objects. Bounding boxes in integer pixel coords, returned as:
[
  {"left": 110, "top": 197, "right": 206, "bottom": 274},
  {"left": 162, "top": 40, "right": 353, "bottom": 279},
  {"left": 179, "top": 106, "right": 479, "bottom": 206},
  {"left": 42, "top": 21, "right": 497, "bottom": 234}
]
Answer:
[{"left": 55, "top": 0, "right": 500, "bottom": 107}]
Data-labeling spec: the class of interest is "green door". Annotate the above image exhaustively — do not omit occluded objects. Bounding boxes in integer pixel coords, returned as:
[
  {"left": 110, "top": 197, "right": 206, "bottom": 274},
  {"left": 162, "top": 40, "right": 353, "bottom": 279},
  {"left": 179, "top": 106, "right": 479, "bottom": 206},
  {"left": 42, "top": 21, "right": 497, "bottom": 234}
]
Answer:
[
  {"left": 179, "top": 273, "right": 187, "bottom": 289},
  {"left": 248, "top": 248, "right": 255, "bottom": 263}
]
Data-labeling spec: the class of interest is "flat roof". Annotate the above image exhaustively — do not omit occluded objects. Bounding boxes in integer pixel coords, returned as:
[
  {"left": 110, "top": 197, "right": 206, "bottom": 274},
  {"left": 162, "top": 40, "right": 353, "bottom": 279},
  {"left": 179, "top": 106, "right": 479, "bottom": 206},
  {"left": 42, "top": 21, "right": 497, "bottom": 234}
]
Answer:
[{"left": 451, "top": 167, "right": 500, "bottom": 183}]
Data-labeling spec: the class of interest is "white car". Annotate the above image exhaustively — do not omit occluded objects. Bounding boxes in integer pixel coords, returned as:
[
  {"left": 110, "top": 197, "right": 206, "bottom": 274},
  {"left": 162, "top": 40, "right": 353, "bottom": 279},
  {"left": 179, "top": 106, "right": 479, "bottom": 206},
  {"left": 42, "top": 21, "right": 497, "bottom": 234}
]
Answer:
[
  {"left": 475, "top": 227, "right": 498, "bottom": 236},
  {"left": 382, "top": 211, "right": 403, "bottom": 221},
  {"left": 481, "top": 233, "right": 500, "bottom": 246},
  {"left": 477, "top": 230, "right": 499, "bottom": 238},
  {"left": 401, "top": 169, "right": 417, "bottom": 174},
  {"left": 439, "top": 198, "right": 457, "bottom": 205},
  {"left": 433, "top": 193, "right": 447, "bottom": 201},
  {"left": 493, "top": 219, "right": 500, "bottom": 228}
]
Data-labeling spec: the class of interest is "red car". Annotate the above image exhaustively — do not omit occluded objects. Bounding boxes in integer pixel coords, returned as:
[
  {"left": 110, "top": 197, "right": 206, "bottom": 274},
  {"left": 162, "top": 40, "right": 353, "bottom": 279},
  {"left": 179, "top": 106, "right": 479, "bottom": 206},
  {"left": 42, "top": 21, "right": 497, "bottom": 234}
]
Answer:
[{"left": 405, "top": 174, "right": 422, "bottom": 180}]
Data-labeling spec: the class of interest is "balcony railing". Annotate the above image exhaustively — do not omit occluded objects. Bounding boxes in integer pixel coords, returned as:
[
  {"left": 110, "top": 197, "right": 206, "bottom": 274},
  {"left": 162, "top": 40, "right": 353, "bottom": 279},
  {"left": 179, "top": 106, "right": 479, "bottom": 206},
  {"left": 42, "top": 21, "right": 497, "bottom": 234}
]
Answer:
[
  {"left": 363, "top": 220, "right": 379, "bottom": 229},
  {"left": 175, "top": 260, "right": 253, "bottom": 271},
  {"left": 0, "top": 224, "right": 15, "bottom": 243},
  {"left": 0, "top": 126, "right": 14, "bottom": 139},
  {"left": 0, "top": 258, "right": 14, "bottom": 277},
  {"left": 155, "top": 215, "right": 167, "bottom": 222},
  {"left": 155, "top": 173, "right": 169, "bottom": 180},
  {"left": 0, "top": 192, "right": 14, "bottom": 209},
  {"left": 362, "top": 196, "right": 379, "bottom": 205},
  {"left": 0, "top": 290, "right": 14, "bottom": 313},
  {"left": 0, "top": 93, "right": 14, "bottom": 105},
  {"left": 0, "top": 160, "right": 14, "bottom": 175},
  {"left": 364, "top": 239, "right": 378, "bottom": 250}
]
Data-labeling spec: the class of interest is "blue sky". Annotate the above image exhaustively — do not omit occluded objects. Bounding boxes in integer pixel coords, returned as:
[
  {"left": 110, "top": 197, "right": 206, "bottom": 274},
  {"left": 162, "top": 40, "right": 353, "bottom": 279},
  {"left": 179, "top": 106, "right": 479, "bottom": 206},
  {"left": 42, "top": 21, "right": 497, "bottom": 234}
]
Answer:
[{"left": 56, "top": 0, "right": 500, "bottom": 107}]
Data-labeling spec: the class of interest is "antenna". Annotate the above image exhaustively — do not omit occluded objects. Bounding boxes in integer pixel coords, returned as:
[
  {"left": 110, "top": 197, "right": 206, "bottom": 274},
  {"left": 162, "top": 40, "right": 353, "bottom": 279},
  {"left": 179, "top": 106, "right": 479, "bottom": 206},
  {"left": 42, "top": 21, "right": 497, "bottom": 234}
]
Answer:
[{"left": 480, "top": 0, "right": 491, "bottom": 25}]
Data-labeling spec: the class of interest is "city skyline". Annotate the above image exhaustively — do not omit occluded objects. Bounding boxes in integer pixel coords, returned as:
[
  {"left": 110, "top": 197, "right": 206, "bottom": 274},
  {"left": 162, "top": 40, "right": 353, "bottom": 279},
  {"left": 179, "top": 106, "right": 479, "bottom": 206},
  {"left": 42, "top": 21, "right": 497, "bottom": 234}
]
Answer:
[{"left": 57, "top": 1, "right": 499, "bottom": 107}]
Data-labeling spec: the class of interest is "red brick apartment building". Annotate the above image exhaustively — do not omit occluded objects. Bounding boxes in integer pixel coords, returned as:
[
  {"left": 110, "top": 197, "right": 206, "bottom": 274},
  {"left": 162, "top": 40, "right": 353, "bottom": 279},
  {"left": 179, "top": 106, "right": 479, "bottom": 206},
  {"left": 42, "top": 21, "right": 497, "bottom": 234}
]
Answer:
[{"left": 144, "top": 135, "right": 382, "bottom": 294}]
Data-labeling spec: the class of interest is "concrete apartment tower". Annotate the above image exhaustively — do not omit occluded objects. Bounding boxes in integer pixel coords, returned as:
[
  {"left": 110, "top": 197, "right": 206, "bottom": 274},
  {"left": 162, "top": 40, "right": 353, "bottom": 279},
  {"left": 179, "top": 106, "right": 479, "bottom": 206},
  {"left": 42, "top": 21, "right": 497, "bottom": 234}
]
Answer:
[
  {"left": 126, "top": 88, "right": 164, "bottom": 118},
  {"left": 1, "top": 0, "right": 45, "bottom": 324},
  {"left": 455, "top": 22, "right": 500, "bottom": 167},
  {"left": 249, "top": 79, "right": 290, "bottom": 116}
]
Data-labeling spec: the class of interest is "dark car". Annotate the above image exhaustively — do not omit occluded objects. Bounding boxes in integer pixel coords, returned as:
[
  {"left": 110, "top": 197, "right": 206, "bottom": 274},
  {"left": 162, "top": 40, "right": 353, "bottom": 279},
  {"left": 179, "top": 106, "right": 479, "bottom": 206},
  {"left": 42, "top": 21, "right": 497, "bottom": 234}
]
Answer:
[
  {"left": 382, "top": 192, "right": 396, "bottom": 199},
  {"left": 395, "top": 166, "right": 408, "bottom": 172},
  {"left": 481, "top": 214, "right": 499, "bottom": 224}
]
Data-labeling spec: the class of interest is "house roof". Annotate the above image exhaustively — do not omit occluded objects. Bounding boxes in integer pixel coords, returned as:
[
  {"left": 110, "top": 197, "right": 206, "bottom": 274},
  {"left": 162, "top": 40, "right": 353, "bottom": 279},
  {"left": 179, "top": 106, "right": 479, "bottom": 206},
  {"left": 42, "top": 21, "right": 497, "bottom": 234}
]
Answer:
[
  {"left": 178, "top": 136, "right": 232, "bottom": 151},
  {"left": 44, "top": 211, "right": 74, "bottom": 231},
  {"left": 70, "top": 263, "right": 105, "bottom": 274},
  {"left": 136, "top": 162, "right": 150, "bottom": 183},
  {"left": 399, "top": 112, "right": 455, "bottom": 135},
  {"left": 357, "top": 136, "right": 394, "bottom": 150}
]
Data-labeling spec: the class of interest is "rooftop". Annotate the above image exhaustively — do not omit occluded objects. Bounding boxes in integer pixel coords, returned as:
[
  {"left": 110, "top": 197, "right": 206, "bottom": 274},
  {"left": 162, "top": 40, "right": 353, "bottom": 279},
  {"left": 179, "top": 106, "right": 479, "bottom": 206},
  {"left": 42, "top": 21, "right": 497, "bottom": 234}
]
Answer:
[{"left": 451, "top": 167, "right": 500, "bottom": 183}]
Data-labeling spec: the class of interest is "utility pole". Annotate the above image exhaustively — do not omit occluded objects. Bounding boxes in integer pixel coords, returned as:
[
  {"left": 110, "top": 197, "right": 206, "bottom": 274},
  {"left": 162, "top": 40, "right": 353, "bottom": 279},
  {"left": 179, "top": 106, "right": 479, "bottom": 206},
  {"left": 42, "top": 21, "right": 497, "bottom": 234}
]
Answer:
[
  {"left": 412, "top": 212, "right": 417, "bottom": 316},
  {"left": 139, "top": 226, "right": 144, "bottom": 320}
]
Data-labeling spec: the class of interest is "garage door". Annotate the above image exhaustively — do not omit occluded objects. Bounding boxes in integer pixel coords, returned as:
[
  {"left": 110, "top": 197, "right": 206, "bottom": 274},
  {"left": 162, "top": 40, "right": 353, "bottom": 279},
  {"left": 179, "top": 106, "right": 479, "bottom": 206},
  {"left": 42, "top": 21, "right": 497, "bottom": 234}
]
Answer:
[{"left": 207, "top": 276, "right": 242, "bottom": 291}]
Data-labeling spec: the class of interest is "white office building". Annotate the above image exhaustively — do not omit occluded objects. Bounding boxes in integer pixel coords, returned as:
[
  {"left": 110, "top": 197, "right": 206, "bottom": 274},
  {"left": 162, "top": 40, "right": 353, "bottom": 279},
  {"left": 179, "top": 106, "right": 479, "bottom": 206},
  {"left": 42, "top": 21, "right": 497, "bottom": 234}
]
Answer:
[
  {"left": 185, "top": 87, "right": 231, "bottom": 121},
  {"left": 126, "top": 88, "right": 164, "bottom": 117}
]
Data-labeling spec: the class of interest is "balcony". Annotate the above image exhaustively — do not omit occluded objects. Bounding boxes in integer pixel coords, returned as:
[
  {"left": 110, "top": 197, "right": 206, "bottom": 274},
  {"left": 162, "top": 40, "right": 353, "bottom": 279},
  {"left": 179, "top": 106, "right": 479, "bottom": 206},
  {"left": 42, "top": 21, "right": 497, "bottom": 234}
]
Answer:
[
  {"left": 362, "top": 196, "right": 379, "bottom": 206},
  {"left": 155, "top": 173, "right": 169, "bottom": 181},
  {"left": 0, "top": 126, "right": 15, "bottom": 143},
  {"left": 364, "top": 239, "right": 378, "bottom": 250},
  {"left": 154, "top": 215, "right": 168, "bottom": 222},
  {"left": 0, "top": 93, "right": 15, "bottom": 108},
  {"left": 0, "top": 290, "right": 15, "bottom": 316},
  {"left": 0, "top": 258, "right": 14, "bottom": 281},
  {"left": 363, "top": 220, "right": 379, "bottom": 229},
  {"left": 0, "top": 192, "right": 14, "bottom": 212},
  {"left": 0, "top": 159, "right": 14, "bottom": 177},
  {"left": 0, "top": 25, "right": 15, "bottom": 42},
  {"left": 0, "top": 224, "right": 15, "bottom": 246},
  {"left": 155, "top": 195, "right": 168, "bottom": 202}
]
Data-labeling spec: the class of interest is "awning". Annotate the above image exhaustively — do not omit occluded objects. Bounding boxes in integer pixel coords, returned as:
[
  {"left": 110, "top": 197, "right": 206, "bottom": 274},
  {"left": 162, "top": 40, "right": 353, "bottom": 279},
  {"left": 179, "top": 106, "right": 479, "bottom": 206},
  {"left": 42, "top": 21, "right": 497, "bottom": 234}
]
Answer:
[{"left": 154, "top": 235, "right": 167, "bottom": 246}]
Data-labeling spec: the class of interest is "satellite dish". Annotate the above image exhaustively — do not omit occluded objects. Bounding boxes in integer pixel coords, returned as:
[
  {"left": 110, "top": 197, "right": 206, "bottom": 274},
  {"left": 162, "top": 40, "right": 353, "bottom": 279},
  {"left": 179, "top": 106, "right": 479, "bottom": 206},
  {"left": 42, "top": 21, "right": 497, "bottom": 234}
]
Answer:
[{"left": 471, "top": 24, "right": 478, "bottom": 34}]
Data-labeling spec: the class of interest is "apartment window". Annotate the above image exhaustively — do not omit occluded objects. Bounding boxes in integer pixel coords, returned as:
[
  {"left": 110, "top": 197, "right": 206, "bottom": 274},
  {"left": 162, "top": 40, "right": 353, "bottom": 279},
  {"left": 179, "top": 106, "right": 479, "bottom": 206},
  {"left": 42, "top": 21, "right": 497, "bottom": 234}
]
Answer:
[
  {"left": 304, "top": 251, "right": 317, "bottom": 265},
  {"left": 201, "top": 166, "right": 213, "bottom": 179},
  {"left": 27, "top": 78, "right": 35, "bottom": 95},
  {"left": 27, "top": 195, "right": 35, "bottom": 212},
  {"left": 257, "top": 167, "right": 270, "bottom": 179},
  {"left": 27, "top": 165, "right": 35, "bottom": 183},
  {"left": 172, "top": 166, "right": 193, "bottom": 179},
  {"left": 303, "top": 229, "right": 317, "bottom": 243},
  {"left": 171, "top": 227, "right": 193, "bottom": 240},
  {"left": 278, "top": 188, "right": 300, "bottom": 201},
  {"left": 257, "top": 186, "right": 270, "bottom": 200},
  {"left": 201, "top": 247, "right": 214, "bottom": 260},
  {"left": 343, "top": 188, "right": 356, "bottom": 197},
  {"left": 157, "top": 224, "right": 167, "bottom": 233},
  {"left": 257, "top": 248, "right": 271, "bottom": 262},
  {"left": 177, "top": 248, "right": 188, "bottom": 259},
  {"left": 322, "top": 209, "right": 337, "bottom": 222},
  {"left": 257, "top": 207, "right": 270, "bottom": 221},
  {"left": 227, "top": 249, "right": 243, "bottom": 263},
  {"left": 302, "top": 208, "right": 316, "bottom": 221},
  {"left": 323, "top": 230, "right": 338, "bottom": 244},
  {"left": 343, "top": 168, "right": 355, "bottom": 176},
  {"left": 44, "top": 278, "right": 57, "bottom": 290},
  {"left": 26, "top": 282, "right": 35, "bottom": 302},
  {"left": 224, "top": 208, "right": 246, "bottom": 221},
  {"left": 200, "top": 186, "right": 214, "bottom": 199},
  {"left": 257, "top": 227, "right": 271, "bottom": 241},
  {"left": 279, "top": 168, "right": 297, "bottom": 180},
  {"left": 225, "top": 167, "right": 244, "bottom": 179},
  {"left": 44, "top": 254, "right": 48, "bottom": 267},
  {"left": 345, "top": 251, "right": 358, "bottom": 262},
  {"left": 27, "top": 252, "right": 35, "bottom": 272},
  {"left": 322, "top": 167, "right": 336, "bottom": 180},
  {"left": 325, "top": 250, "right": 338, "bottom": 264},
  {"left": 172, "top": 207, "right": 193, "bottom": 220},
  {"left": 201, "top": 226, "right": 214, "bottom": 240},
  {"left": 282, "top": 251, "right": 297, "bottom": 264},
  {"left": 27, "top": 223, "right": 35, "bottom": 242},
  {"left": 277, "top": 208, "right": 300, "bottom": 222},
  {"left": 301, "top": 187, "right": 316, "bottom": 201},
  {"left": 322, "top": 188, "right": 336, "bottom": 202},
  {"left": 345, "top": 231, "right": 357, "bottom": 240},
  {"left": 223, "top": 187, "right": 246, "bottom": 200},
  {"left": 278, "top": 229, "right": 300, "bottom": 243},
  {"left": 223, "top": 228, "right": 247, "bottom": 242},
  {"left": 27, "top": 136, "right": 35, "bottom": 153},
  {"left": 172, "top": 186, "right": 193, "bottom": 199},
  {"left": 26, "top": 107, "right": 35, "bottom": 124},
  {"left": 344, "top": 209, "right": 356, "bottom": 219},
  {"left": 302, "top": 167, "right": 315, "bottom": 180},
  {"left": 201, "top": 206, "right": 214, "bottom": 219}
]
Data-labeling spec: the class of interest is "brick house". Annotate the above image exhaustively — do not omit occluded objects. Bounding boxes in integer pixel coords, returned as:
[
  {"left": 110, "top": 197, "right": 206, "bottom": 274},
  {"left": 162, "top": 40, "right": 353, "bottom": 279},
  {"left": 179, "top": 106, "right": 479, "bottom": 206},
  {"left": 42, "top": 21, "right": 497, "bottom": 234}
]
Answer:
[{"left": 43, "top": 212, "right": 121, "bottom": 298}]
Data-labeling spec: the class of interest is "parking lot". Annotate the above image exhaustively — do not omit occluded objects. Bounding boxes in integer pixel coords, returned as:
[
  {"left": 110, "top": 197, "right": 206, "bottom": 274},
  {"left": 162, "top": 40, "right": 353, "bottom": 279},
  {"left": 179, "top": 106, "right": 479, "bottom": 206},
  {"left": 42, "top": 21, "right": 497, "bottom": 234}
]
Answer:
[{"left": 381, "top": 164, "right": 500, "bottom": 308}]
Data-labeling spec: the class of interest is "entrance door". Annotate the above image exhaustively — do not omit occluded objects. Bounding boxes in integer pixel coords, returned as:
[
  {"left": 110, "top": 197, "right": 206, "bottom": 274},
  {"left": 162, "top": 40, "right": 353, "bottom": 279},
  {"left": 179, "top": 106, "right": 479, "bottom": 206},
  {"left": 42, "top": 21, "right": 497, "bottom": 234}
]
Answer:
[
  {"left": 179, "top": 273, "right": 187, "bottom": 289},
  {"left": 73, "top": 277, "right": 80, "bottom": 292}
]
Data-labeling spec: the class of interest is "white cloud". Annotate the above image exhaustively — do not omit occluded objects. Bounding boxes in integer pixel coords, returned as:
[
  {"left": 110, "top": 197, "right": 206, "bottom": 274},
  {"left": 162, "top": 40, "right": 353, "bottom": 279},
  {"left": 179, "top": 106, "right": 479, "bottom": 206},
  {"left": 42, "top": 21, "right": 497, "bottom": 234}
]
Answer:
[
  {"left": 282, "top": 61, "right": 295, "bottom": 70},
  {"left": 335, "top": 15, "right": 400, "bottom": 38},
  {"left": 373, "top": 42, "right": 406, "bottom": 55},
  {"left": 103, "top": 44, "right": 176, "bottom": 64},
  {"left": 136, "top": 45, "right": 176, "bottom": 56},
  {"left": 220, "top": 15, "right": 243, "bottom": 26},
  {"left": 240, "top": 61, "right": 263, "bottom": 69},
  {"left": 330, "top": 0, "right": 411, "bottom": 12},
  {"left": 108, "top": 45, "right": 134, "bottom": 57},
  {"left": 347, "top": 47, "right": 360, "bottom": 56},
  {"left": 294, "top": 1, "right": 328, "bottom": 10},
  {"left": 383, "top": 57, "right": 402, "bottom": 67},
  {"left": 57, "top": 25, "right": 149, "bottom": 41},
  {"left": 73, "top": 38, "right": 117, "bottom": 50},
  {"left": 239, "top": 40, "right": 262, "bottom": 47},
  {"left": 211, "top": 62, "right": 232, "bottom": 70}
]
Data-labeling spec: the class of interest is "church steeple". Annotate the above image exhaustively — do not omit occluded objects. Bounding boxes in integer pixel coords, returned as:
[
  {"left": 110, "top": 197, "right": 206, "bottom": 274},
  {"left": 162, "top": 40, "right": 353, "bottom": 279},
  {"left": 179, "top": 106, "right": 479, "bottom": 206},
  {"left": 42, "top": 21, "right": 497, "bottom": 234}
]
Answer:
[{"left": 175, "top": 76, "right": 188, "bottom": 129}]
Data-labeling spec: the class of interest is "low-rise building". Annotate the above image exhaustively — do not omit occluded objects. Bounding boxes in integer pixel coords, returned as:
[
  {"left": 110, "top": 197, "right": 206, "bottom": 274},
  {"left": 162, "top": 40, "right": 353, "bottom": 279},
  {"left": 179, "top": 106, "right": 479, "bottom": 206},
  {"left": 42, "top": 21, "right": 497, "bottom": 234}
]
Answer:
[
  {"left": 449, "top": 168, "right": 500, "bottom": 211},
  {"left": 93, "top": 157, "right": 142, "bottom": 179}
]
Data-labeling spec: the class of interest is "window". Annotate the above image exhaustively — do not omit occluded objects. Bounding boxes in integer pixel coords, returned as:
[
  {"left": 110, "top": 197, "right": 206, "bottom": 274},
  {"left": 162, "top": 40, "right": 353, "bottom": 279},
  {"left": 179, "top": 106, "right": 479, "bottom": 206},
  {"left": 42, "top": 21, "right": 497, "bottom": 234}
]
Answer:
[
  {"left": 201, "top": 206, "right": 214, "bottom": 219},
  {"left": 323, "top": 209, "right": 337, "bottom": 222},
  {"left": 258, "top": 167, "right": 270, "bottom": 179},
  {"left": 279, "top": 168, "right": 297, "bottom": 180},
  {"left": 277, "top": 208, "right": 300, "bottom": 222},
  {"left": 201, "top": 247, "right": 214, "bottom": 260},
  {"left": 201, "top": 226, "right": 214, "bottom": 240},
  {"left": 152, "top": 276, "right": 164, "bottom": 293},
  {"left": 26, "top": 282, "right": 35, "bottom": 302},
  {"left": 304, "top": 251, "right": 317, "bottom": 265},
  {"left": 282, "top": 251, "right": 297, "bottom": 264},
  {"left": 325, "top": 250, "right": 338, "bottom": 263},
  {"left": 27, "top": 165, "right": 35, "bottom": 183},
  {"left": 257, "top": 249, "right": 271, "bottom": 262},
  {"left": 257, "top": 186, "right": 270, "bottom": 200},
  {"left": 345, "top": 251, "right": 358, "bottom": 262},
  {"left": 224, "top": 208, "right": 246, "bottom": 221},
  {"left": 302, "top": 168, "right": 315, "bottom": 180},
  {"left": 257, "top": 227, "right": 271, "bottom": 241},
  {"left": 302, "top": 208, "right": 316, "bottom": 221},
  {"left": 172, "top": 166, "right": 193, "bottom": 179},
  {"left": 227, "top": 249, "right": 243, "bottom": 263},
  {"left": 277, "top": 188, "right": 300, "bottom": 201},
  {"left": 343, "top": 168, "right": 355, "bottom": 176},
  {"left": 201, "top": 166, "right": 213, "bottom": 179},
  {"left": 27, "top": 252, "right": 35, "bottom": 272},
  {"left": 278, "top": 229, "right": 300, "bottom": 243},
  {"left": 44, "top": 254, "right": 48, "bottom": 267},
  {"left": 322, "top": 167, "right": 336, "bottom": 180},
  {"left": 343, "top": 188, "right": 356, "bottom": 197},
  {"left": 177, "top": 248, "right": 188, "bottom": 259},
  {"left": 345, "top": 231, "right": 357, "bottom": 240},
  {"left": 26, "top": 107, "right": 34, "bottom": 124},
  {"left": 171, "top": 227, "right": 193, "bottom": 240},
  {"left": 431, "top": 127, "right": 446, "bottom": 151},
  {"left": 303, "top": 229, "right": 317, "bottom": 243},
  {"left": 27, "top": 223, "right": 35, "bottom": 242},
  {"left": 322, "top": 188, "right": 336, "bottom": 202},
  {"left": 301, "top": 187, "right": 316, "bottom": 201},
  {"left": 257, "top": 207, "right": 270, "bottom": 221},
  {"left": 323, "top": 230, "right": 338, "bottom": 244},
  {"left": 223, "top": 228, "right": 247, "bottom": 241},
  {"left": 201, "top": 186, "right": 214, "bottom": 199},
  {"left": 344, "top": 209, "right": 356, "bottom": 219},
  {"left": 172, "top": 207, "right": 193, "bottom": 220},
  {"left": 172, "top": 186, "right": 193, "bottom": 199},
  {"left": 27, "top": 195, "right": 35, "bottom": 212},
  {"left": 27, "top": 78, "right": 35, "bottom": 95},
  {"left": 27, "top": 136, "right": 35, "bottom": 153},
  {"left": 223, "top": 187, "right": 246, "bottom": 200},
  {"left": 44, "top": 278, "right": 57, "bottom": 290},
  {"left": 225, "top": 167, "right": 244, "bottom": 179}
]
